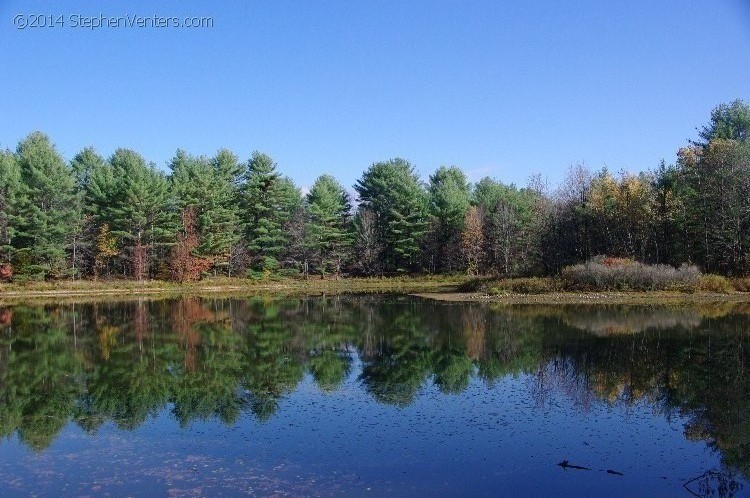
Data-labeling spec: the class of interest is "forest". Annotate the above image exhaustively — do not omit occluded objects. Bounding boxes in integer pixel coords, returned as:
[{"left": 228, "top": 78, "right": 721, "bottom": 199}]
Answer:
[{"left": 0, "top": 99, "right": 748, "bottom": 282}]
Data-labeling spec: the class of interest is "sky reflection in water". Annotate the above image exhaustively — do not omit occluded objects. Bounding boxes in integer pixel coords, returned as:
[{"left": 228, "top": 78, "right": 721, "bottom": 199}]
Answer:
[{"left": 0, "top": 296, "right": 747, "bottom": 497}]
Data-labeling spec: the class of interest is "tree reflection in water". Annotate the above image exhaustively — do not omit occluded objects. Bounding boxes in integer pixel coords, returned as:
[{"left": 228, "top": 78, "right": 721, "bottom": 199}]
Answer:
[{"left": 0, "top": 296, "right": 748, "bottom": 484}]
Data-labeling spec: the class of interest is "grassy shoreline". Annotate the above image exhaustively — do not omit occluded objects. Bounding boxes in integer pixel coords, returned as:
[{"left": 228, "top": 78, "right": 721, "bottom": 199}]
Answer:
[
  {"left": 0, "top": 276, "right": 466, "bottom": 304},
  {"left": 1, "top": 275, "right": 749, "bottom": 305},
  {"left": 413, "top": 291, "right": 750, "bottom": 305}
]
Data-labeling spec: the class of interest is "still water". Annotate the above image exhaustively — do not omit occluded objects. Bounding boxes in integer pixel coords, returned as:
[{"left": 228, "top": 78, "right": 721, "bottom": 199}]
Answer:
[{"left": 0, "top": 295, "right": 748, "bottom": 497}]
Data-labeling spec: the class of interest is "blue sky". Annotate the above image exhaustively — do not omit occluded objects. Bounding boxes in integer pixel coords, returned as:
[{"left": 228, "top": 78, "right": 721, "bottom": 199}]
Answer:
[{"left": 1, "top": 0, "right": 749, "bottom": 190}]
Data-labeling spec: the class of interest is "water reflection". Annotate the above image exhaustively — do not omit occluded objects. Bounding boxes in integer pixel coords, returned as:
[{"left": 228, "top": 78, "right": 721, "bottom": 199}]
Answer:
[{"left": 0, "top": 296, "right": 748, "bottom": 486}]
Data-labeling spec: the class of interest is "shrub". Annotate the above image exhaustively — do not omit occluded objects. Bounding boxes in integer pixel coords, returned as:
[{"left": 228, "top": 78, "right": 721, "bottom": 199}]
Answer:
[
  {"left": 561, "top": 257, "right": 702, "bottom": 291},
  {"left": 456, "top": 276, "right": 496, "bottom": 292},
  {"left": 458, "top": 276, "right": 561, "bottom": 295},
  {"left": 732, "top": 277, "right": 750, "bottom": 292},
  {"left": 279, "top": 268, "right": 301, "bottom": 278},
  {"left": 697, "top": 274, "right": 733, "bottom": 293},
  {"left": 0, "top": 264, "right": 12, "bottom": 282},
  {"left": 507, "top": 277, "right": 560, "bottom": 294},
  {"left": 485, "top": 277, "right": 560, "bottom": 295}
]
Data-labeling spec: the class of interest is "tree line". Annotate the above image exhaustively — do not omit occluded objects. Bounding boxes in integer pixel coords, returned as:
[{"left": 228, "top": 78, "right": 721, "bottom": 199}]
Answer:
[{"left": 0, "top": 99, "right": 748, "bottom": 281}]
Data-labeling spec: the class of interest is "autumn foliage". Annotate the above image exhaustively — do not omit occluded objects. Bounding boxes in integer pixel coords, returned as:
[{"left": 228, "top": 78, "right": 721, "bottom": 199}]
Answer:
[
  {"left": 0, "top": 263, "right": 12, "bottom": 281},
  {"left": 169, "top": 207, "right": 212, "bottom": 282}
]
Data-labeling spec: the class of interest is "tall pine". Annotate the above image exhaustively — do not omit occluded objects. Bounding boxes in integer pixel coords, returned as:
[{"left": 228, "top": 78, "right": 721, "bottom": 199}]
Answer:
[
  {"left": 0, "top": 149, "right": 21, "bottom": 270},
  {"left": 14, "top": 132, "right": 78, "bottom": 279},
  {"left": 355, "top": 158, "right": 428, "bottom": 272},
  {"left": 170, "top": 149, "right": 242, "bottom": 275},
  {"left": 69, "top": 147, "right": 107, "bottom": 277},
  {"left": 242, "top": 152, "right": 300, "bottom": 274},
  {"left": 427, "top": 166, "right": 471, "bottom": 272},
  {"left": 306, "top": 174, "right": 353, "bottom": 276},
  {"left": 88, "top": 149, "right": 175, "bottom": 279}
]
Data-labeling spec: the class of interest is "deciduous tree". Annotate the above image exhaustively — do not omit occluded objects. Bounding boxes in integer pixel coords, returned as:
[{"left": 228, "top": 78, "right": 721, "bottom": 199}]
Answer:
[
  {"left": 460, "top": 206, "right": 484, "bottom": 276},
  {"left": 169, "top": 207, "right": 212, "bottom": 282}
]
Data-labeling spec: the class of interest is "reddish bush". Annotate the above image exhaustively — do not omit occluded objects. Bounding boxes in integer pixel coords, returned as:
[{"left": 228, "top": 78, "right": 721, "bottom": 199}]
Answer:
[
  {"left": 0, "top": 263, "right": 12, "bottom": 281},
  {"left": 0, "top": 308, "right": 12, "bottom": 325},
  {"left": 600, "top": 256, "right": 632, "bottom": 268}
]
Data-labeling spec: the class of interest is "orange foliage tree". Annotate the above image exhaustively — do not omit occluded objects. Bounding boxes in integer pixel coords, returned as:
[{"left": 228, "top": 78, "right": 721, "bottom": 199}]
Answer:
[{"left": 169, "top": 207, "right": 212, "bottom": 282}]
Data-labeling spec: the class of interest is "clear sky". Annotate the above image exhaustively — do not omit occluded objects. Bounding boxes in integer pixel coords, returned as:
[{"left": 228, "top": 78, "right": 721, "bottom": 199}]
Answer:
[{"left": 1, "top": 0, "right": 749, "bottom": 190}]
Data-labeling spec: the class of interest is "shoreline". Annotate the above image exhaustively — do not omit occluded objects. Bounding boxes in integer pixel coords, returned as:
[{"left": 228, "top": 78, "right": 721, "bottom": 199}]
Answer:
[
  {"left": 1, "top": 277, "right": 749, "bottom": 305},
  {"left": 0, "top": 277, "right": 464, "bottom": 304},
  {"left": 413, "top": 291, "right": 750, "bottom": 305}
]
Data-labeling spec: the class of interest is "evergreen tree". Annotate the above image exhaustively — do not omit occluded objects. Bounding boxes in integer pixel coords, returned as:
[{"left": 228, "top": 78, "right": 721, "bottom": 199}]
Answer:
[
  {"left": 88, "top": 149, "right": 175, "bottom": 279},
  {"left": 71, "top": 146, "right": 106, "bottom": 192},
  {"left": 14, "top": 132, "right": 78, "bottom": 279},
  {"left": 276, "top": 176, "right": 304, "bottom": 272},
  {"left": 427, "top": 166, "right": 471, "bottom": 272},
  {"left": 212, "top": 149, "right": 244, "bottom": 276},
  {"left": 696, "top": 99, "right": 750, "bottom": 144},
  {"left": 83, "top": 150, "right": 118, "bottom": 277},
  {"left": 242, "top": 152, "right": 300, "bottom": 274},
  {"left": 676, "top": 139, "right": 750, "bottom": 274},
  {"left": 170, "top": 149, "right": 242, "bottom": 275},
  {"left": 650, "top": 160, "right": 680, "bottom": 265},
  {"left": 354, "top": 158, "right": 428, "bottom": 272},
  {"left": 0, "top": 149, "right": 21, "bottom": 269},
  {"left": 305, "top": 174, "right": 353, "bottom": 276},
  {"left": 70, "top": 147, "right": 106, "bottom": 278}
]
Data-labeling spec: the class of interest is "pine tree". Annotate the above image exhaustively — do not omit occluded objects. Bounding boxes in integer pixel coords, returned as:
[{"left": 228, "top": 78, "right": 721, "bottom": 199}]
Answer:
[
  {"left": 242, "top": 152, "right": 300, "bottom": 275},
  {"left": 0, "top": 149, "right": 21, "bottom": 273},
  {"left": 88, "top": 149, "right": 175, "bottom": 279},
  {"left": 210, "top": 149, "right": 244, "bottom": 276},
  {"left": 170, "top": 149, "right": 242, "bottom": 275},
  {"left": 427, "top": 166, "right": 471, "bottom": 272},
  {"left": 305, "top": 174, "right": 353, "bottom": 277},
  {"left": 14, "top": 132, "right": 78, "bottom": 279},
  {"left": 355, "top": 158, "right": 428, "bottom": 272},
  {"left": 70, "top": 147, "right": 107, "bottom": 278},
  {"left": 71, "top": 146, "right": 106, "bottom": 192}
]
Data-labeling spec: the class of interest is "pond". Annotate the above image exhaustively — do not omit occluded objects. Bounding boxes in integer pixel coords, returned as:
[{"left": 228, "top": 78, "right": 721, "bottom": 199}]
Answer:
[{"left": 0, "top": 296, "right": 748, "bottom": 497}]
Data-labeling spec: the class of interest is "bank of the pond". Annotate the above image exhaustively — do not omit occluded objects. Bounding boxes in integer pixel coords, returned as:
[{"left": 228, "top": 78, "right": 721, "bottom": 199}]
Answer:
[
  {"left": 414, "top": 290, "right": 750, "bottom": 305},
  {"left": 2, "top": 276, "right": 749, "bottom": 306},
  {"left": 0, "top": 276, "right": 467, "bottom": 304}
]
